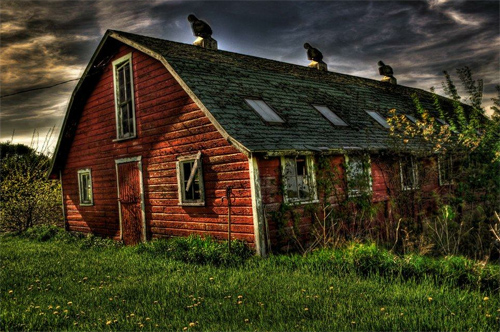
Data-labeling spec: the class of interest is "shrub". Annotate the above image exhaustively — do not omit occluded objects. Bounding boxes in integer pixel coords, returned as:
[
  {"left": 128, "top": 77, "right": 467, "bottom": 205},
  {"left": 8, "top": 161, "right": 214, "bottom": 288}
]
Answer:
[{"left": 134, "top": 235, "right": 254, "bottom": 266}]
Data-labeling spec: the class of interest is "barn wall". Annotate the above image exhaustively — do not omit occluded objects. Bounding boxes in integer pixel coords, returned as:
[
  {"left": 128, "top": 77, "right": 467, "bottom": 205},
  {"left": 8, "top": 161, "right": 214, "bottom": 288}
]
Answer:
[
  {"left": 258, "top": 154, "right": 440, "bottom": 251},
  {"left": 61, "top": 44, "right": 254, "bottom": 243}
]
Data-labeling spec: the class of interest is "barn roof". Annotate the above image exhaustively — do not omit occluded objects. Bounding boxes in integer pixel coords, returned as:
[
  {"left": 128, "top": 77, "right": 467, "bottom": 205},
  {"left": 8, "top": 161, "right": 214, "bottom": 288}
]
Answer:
[{"left": 50, "top": 29, "right": 463, "bottom": 177}]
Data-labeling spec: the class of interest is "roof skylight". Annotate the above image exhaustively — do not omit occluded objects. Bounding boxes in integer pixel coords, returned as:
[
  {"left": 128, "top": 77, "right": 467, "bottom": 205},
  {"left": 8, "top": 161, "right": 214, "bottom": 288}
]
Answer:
[
  {"left": 313, "top": 105, "right": 348, "bottom": 126},
  {"left": 245, "top": 99, "right": 284, "bottom": 123},
  {"left": 405, "top": 114, "right": 418, "bottom": 123},
  {"left": 366, "top": 111, "right": 390, "bottom": 129}
]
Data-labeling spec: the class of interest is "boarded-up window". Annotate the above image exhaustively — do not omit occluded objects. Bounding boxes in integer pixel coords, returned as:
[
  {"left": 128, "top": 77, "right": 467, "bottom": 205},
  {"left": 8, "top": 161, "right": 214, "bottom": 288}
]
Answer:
[
  {"left": 77, "top": 169, "right": 93, "bottom": 205},
  {"left": 282, "top": 155, "right": 317, "bottom": 203},
  {"left": 177, "top": 152, "right": 205, "bottom": 206},
  {"left": 113, "top": 53, "right": 136, "bottom": 139}
]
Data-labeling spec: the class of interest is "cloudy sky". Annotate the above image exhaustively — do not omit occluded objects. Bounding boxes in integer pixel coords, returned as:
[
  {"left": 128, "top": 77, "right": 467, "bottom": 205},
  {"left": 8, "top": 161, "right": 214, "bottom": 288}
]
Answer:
[{"left": 1, "top": 0, "right": 498, "bottom": 152}]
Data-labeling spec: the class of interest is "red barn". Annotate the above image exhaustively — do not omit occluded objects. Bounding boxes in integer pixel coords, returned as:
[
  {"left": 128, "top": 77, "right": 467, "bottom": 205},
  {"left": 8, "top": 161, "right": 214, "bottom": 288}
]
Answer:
[{"left": 50, "top": 30, "right": 461, "bottom": 256}]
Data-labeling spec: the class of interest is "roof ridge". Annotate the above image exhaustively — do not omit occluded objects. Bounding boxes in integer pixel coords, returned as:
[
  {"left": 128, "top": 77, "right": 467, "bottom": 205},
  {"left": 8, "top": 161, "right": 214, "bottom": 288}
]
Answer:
[{"left": 111, "top": 30, "right": 442, "bottom": 101}]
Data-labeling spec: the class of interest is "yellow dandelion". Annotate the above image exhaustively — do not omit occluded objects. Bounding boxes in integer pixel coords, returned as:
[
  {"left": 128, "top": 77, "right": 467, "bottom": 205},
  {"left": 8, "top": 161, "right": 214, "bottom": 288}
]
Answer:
[
  {"left": 67, "top": 302, "right": 73, "bottom": 306},
  {"left": 153, "top": 301, "right": 159, "bottom": 304},
  {"left": 63, "top": 309, "right": 69, "bottom": 313},
  {"left": 486, "top": 314, "right": 491, "bottom": 318},
  {"left": 83, "top": 277, "right": 88, "bottom": 281},
  {"left": 428, "top": 297, "right": 433, "bottom": 302},
  {"left": 146, "top": 318, "right": 151, "bottom": 321},
  {"left": 304, "top": 307, "right": 309, "bottom": 311},
  {"left": 73, "top": 322, "right": 78, "bottom": 326},
  {"left": 237, "top": 295, "right": 243, "bottom": 299},
  {"left": 48, "top": 305, "right": 53, "bottom": 309},
  {"left": 106, "top": 321, "right": 112, "bottom": 325},
  {"left": 109, "top": 298, "right": 113, "bottom": 301},
  {"left": 189, "top": 322, "right": 196, "bottom": 327},
  {"left": 209, "top": 277, "right": 214, "bottom": 281},
  {"left": 183, "top": 327, "right": 188, "bottom": 331},
  {"left": 56, "top": 306, "right": 60, "bottom": 309},
  {"left": 351, "top": 321, "right": 356, "bottom": 324},
  {"left": 155, "top": 324, "right": 159, "bottom": 327},
  {"left": 139, "top": 323, "right": 144, "bottom": 328},
  {"left": 130, "top": 313, "right": 135, "bottom": 317},
  {"left": 380, "top": 308, "right": 385, "bottom": 311},
  {"left": 8, "top": 290, "right": 13, "bottom": 294},
  {"left": 400, "top": 312, "right": 404, "bottom": 316},
  {"left": 244, "top": 319, "right": 249, "bottom": 323},
  {"left": 484, "top": 297, "right": 489, "bottom": 301},
  {"left": 53, "top": 311, "right": 59, "bottom": 315},
  {"left": 329, "top": 286, "right": 334, "bottom": 290},
  {"left": 237, "top": 301, "right": 243, "bottom": 305}
]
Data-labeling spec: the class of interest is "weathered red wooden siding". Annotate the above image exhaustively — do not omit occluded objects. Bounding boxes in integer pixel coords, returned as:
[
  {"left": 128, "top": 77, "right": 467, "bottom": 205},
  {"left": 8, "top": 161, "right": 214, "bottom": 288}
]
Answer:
[
  {"left": 257, "top": 154, "right": 441, "bottom": 250},
  {"left": 61, "top": 44, "right": 254, "bottom": 243}
]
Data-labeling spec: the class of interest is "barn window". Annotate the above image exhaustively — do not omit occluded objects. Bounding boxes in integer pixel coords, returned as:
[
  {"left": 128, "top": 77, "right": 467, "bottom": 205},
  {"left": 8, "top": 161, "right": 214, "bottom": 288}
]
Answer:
[
  {"left": 345, "top": 154, "right": 372, "bottom": 197},
  {"left": 176, "top": 152, "right": 205, "bottom": 206},
  {"left": 366, "top": 110, "right": 390, "bottom": 129},
  {"left": 438, "top": 154, "right": 457, "bottom": 186},
  {"left": 281, "top": 155, "right": 317, "bottom": 203},
  {"left": 400, "top": 156, "right": 418, "bottom": 190},
  {"left": 313, "top": 105, "right": 348, "bottom": 126},
  {"left": 77, "top": 169, "right": 93, "bottom": 206},
  {"left": 113, "top": 53, "right": 136, "bottom": 140},
  {"left": 245, "top": 99, "right": 284, "bottom": 124}
]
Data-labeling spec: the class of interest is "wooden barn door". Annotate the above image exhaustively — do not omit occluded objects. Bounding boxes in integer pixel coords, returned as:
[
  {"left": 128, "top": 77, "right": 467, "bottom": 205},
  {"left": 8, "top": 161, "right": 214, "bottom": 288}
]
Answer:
[{"left": 115, "top": 157, "right": 146, "bottom": 245}]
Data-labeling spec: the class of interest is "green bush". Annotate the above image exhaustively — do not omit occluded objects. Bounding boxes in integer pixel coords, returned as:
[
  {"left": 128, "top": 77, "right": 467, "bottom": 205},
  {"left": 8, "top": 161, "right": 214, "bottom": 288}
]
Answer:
[{"left": 134, "top": 235, "right": 254, "bottom": 266}]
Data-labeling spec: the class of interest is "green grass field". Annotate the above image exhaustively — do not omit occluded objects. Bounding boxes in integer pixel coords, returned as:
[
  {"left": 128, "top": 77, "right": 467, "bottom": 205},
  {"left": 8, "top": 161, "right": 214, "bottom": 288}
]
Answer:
[{"left": 1, "top": 235, "right": 499, "bottom": 331}]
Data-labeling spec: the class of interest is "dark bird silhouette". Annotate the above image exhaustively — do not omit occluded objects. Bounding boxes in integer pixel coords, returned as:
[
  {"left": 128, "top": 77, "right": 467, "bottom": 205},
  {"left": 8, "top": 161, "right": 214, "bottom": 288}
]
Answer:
[
  {"left": 187, "top": 14, "right": 213, "bottom": 38},
  {"left": 378, "top": 61, "right": 394, "bottom": 77},
  {"left": 304, "top": 43, "right": 323, "bottom": 62}
]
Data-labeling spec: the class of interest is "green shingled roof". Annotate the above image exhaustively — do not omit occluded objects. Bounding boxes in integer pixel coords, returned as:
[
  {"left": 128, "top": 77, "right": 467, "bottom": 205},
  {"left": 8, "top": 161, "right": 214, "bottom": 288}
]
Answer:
[{"left": 114, "top": 30, "right": 455, "bottom": 152}]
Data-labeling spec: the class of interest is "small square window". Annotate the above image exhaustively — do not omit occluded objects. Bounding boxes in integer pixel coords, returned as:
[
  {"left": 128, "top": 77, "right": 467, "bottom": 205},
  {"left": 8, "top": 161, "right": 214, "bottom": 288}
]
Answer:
[
  {"left": 400, "top": 156, "right": 418, "bottom": 190},
  {"left": 78, "top": 169, "right": 93, "bottom": 206},
  {"left": 346, "top": 155, "right": 372, "bottom": 197},
  {"left": 113, "top": 53, "right": 136, "bottom": 140},
  {"left": 313, "top": 105, "right": 348, "bottom": 126},
  {"left": 177, "top": 152, "right": 205, "bottom": 206},
  {"left": 366, "top": 110, "right": 390, "bottom": 129},
  {"left": 245, "top": 99, "right": 284, "bottom": 124},
  {"left": 281, "top": 155, "right": 317, "bottom": 203}
]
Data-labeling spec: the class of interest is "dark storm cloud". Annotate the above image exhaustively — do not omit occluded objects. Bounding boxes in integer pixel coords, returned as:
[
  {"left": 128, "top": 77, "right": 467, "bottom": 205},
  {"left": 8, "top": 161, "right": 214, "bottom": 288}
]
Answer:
[{"left": 1, "top": 0, "right": 498, "bottom": 149}]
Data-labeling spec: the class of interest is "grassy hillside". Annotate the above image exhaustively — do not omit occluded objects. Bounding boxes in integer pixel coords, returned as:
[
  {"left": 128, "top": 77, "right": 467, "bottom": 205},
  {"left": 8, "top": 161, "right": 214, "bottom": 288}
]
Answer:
[{"left": 1, "top": 234, "right": 498, "bottom": 331}]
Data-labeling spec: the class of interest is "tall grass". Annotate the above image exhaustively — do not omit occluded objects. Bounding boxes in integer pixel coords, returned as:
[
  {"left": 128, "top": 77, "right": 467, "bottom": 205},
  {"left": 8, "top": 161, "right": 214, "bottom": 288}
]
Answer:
[{"left": 1, "top": 229, "right": 498, "bottom": 331}]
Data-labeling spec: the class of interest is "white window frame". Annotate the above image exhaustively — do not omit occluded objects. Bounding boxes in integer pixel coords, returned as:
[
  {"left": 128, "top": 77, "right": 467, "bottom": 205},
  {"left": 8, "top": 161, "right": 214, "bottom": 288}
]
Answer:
[
  {"left": 281, "top": 155, "right": 318, "bottom": 204},
  {"left": 400, "top": 156, "right": 419, "bottom": 191},
  {"left": 245, "top": 99, "right": 285, "bottom": 124},
  {"left": 77, "top": 169, "right": 93, "bottom": 206},
  {"left": 313, "top": 105, "right": 348, "bottom": 126},
  {"left": 113, "top": 53, "right": 137, "bottom": 140},
  {"left": 345, "top": 154, "right": 372, "bottom": 197},
  {"left": 438, "top": 154, "right": 454, "bottom": 186},
  {"left": 176, "top": 152, "right": 205, "bottom": 206}
]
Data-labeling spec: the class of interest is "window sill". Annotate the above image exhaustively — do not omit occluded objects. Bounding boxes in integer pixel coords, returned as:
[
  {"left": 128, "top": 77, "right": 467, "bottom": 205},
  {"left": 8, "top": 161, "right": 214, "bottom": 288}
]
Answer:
[
  {"left": 178, "top": 202, "right": 205, "bottom": 207},
  {"left": 285, "top": 199, "right": 319, "bottom": 206},
  {"left": 113, "top": 135, "right": 136, "bottom": 143},
  {"left": 79, "top": 203, "right": 94, "bottom": 207}
]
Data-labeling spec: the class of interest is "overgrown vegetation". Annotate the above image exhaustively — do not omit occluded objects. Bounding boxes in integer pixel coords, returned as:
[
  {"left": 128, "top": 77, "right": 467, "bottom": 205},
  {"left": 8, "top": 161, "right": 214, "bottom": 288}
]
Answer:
[
  {"left": 1, "top": 233, "right": 499, "bottom": 331},
  {"left": 0, "top": 138, "right": 62, "bottom": 232},
  {"left": 271, "top": 68, "right": 500, "bottom": 261}
]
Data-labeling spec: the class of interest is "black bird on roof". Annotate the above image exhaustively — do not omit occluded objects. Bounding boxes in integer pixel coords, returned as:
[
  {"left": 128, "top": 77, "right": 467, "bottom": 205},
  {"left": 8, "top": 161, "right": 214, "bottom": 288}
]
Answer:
[
  {"left": 304, "top": 43, "right": 323, "bottom": 62},
  {"left": 378, "top": 61, "right": 394, "bottom": 77},
  {"left": 187, "top": 14, "right": 213, "bottom": 38}
]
